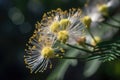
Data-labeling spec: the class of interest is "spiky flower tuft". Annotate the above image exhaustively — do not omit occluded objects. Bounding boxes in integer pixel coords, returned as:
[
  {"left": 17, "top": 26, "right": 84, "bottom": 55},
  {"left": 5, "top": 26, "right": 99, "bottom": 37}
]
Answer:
[
  {"left": 24, "top": 8, "right": 87, "bottom": 73},
  {"left": 24, "top": 22, "right": 58, "bottom": 73},
  {"left": 40, "top": 8, "right": 86, "bottom": 44},
  {"left": 97, "top": 4, "right": 108, "bottom": 16},
  {"left": 81, "top": 16, "right": 92, "bottom": 28}
]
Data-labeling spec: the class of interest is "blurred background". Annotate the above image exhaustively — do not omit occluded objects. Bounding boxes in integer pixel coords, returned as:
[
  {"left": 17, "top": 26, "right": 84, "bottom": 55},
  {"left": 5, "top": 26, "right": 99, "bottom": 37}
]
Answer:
[{"left": 0, "top": 0, "right": 120, "bottom": 80}]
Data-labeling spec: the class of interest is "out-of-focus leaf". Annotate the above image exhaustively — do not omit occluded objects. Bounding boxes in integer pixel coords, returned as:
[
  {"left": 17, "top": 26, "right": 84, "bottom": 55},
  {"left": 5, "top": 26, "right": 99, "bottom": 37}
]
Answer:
[{"left": 83, "top": 59, "right": 101, "bottom": 78}]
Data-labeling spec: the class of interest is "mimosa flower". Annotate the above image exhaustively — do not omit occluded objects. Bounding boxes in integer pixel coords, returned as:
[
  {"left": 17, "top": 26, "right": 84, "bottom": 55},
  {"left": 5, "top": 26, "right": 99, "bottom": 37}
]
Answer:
[
  {"left": 81, "top": 16, "right": 92, "bottom": 28},
  {"left": 81, "top": 0, "right": 119, "bottom": 41},
  {"left": 41, "top": 8, "right": 86, "bottom": 44},
  {"left": 24, "top": 25, "right": 57, "bottom": 73},
  {"left": 82, "top": 0, "right": 119, "bottom": 27}
]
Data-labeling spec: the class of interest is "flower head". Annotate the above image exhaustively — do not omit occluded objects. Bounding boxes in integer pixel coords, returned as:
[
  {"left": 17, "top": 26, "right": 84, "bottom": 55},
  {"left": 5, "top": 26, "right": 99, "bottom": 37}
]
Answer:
[
  {"left": 88, "top": 0, "right": 119, "bottom": 16},
  {"left": 24, "top": 23, "right": 57, "bottom": 73},
  {"left": 97, "top": 4, "right": 108, "bottom": 16},
  {"left": 42, "top": 8, "right": 86, "bottom": 44},
  {"left": 82, "top": 0, "right": 119, "bottom": 26},
  {"left": 83, "top": 0, "right": 104, "bottom": 24},
  {"left": 81, "top": 16, "right": 92, "bottom": 28},
  {"left": 57, "top": 30, "right": 69, "bottom": 43},
  {"left": 24, "top": 8, "right": 87, "bottom": 73}
]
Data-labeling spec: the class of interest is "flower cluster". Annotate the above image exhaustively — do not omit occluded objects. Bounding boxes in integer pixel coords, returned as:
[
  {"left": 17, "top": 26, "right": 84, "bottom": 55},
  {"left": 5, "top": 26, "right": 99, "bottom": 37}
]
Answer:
[
  {"left": 24, "top": 8, "right": 87, "bottom": 73},
  {"left": 24, "top": 0, "right": 120, "bottom": 73}
]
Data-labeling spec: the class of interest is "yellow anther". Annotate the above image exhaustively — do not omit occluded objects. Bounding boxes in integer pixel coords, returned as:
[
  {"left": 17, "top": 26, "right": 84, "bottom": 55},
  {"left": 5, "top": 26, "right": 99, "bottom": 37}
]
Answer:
[
  {"left": 50, "top": 64, "right": 52, "bottom": 69},
  {"left": 38, "top": 38, "right": 42, "bottom": 42},
  {"left": 50, "top": 21, "right": 60, "bottom": 33},
  {"left": 98, "top": 4, "right": 108, "bottom": 16},
  {"left": 32, "top": 46, "right": 36, "bottom": 49},
  {"left": 81, "top": 16, "right": 92, "bottom": 28},
  {"left": 60, "top": 48, "right": 65, "bottom": 53},
  {"left": 59, "top": 19, "right": 71, "bottom": 30},
  {"left": 43, "top": 13, "right": 47, "bottom": 18},
  {"left": 55, "top": 54, "right": 59, "bottom": 57},
  {"left": 41, "top": 47, "right": 55, "bottom": 58},
  {"left": 91, "top": 36, "right": 101, "bottom": 46},
  {"left": 57, "top": 30, "right": 69, "bottom": 43}
]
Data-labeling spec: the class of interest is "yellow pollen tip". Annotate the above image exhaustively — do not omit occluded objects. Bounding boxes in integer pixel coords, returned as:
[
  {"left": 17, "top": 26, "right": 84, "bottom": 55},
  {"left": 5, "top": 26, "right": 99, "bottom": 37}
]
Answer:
[
  {"left": 98, "top": 4, "right": 108, "bottom": 16},
  {"left": 41, "top": 47, "right": 54, "bottom": 58},
  {"left": 59, "top": 48, "right": 65, "bottom": 53},
  {"left": 59, "top": 19, "right": 71, "bottom": 30},
  {"left": 81, "top": 16, "right": 92, "bottom": 28},
  {"left": 57, "top": 30, "right": 69, "bottom": 43},
  {"left": 91, "top": 36, "right": 101, "bottom": 46},
  {"left": 50, "top": 21, "right": 60, "bottom": 33}
]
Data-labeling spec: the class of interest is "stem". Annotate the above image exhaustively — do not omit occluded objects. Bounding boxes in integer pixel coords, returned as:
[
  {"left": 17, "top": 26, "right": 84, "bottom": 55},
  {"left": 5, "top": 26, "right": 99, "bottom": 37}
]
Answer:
[
  {"left": 94, "top": 48, "right": 109, "bottom": 53},
  {"left": 87, "top": 56, "right": 101, "bottom": 61},
  {"left": 85, "top": 43, "right": 95, "bottom": 48},
  {"left": 111, "top": 17, "right": 120, "bottom": 23},
  {"left": 56, "top": 56, "right": 102, "bottom": 62},
  {"left": 102, "top": 22, "right": 120, "bottom": 28},
  {"left": 107, "top": 15, "right": 120, "bottom": 23},
  {"left": 54, "top": 56, "right": 86, "bottom": 60},
  {"left": 86, "top": 29, "right": 99, "bottom": 53},
  {"left": 87, "top": 29, "right": 97, "bottom": 43},
  {"left": 66, "top": 43, "right": 93, "bottom": 53},
  {"left": 62, "top": 56, "right": 85, "bottom": 59},
  {"left": 87, "top": 29, "right": 106, "bottom": 57}
]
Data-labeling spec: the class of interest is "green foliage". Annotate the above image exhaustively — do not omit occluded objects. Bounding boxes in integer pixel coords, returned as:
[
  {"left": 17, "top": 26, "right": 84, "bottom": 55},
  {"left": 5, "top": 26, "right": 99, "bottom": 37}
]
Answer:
[{"left": 89, "top": 38, "right": 120, "bottom": 62}]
